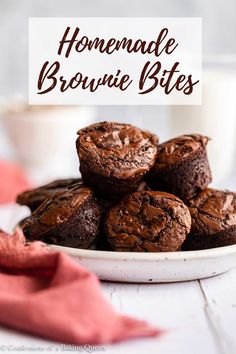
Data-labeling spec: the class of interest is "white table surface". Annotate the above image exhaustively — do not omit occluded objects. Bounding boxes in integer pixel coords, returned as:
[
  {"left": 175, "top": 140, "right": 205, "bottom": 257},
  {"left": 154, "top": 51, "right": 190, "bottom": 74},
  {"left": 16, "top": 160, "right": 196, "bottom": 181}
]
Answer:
[{"left": 0, "top": 203, "right": 235, "bottom": 354}]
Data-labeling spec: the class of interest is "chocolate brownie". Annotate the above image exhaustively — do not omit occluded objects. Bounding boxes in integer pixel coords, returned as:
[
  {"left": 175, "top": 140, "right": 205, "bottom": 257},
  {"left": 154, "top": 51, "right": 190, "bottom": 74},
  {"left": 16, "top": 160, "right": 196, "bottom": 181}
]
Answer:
[
  {"left": 183, "top": 188, "right": 236, "bottom": 250},
  {"left": 105, "top": 191, "right": 191, "bottom": 252},
  {"left": 17, "top": 178, "right": 81, "bottom": 212},
  {"left": 95, "top": 181, "right": 151, "bottom": 251},
  {"left": 22, "top": 183, "right": 101, "bottom": 249},
  {"left": 99, "top": 181, "right": 151, "bottom": 216},
  {"left": 76, "top": 121, "right": 158, "bottom": 200},
  {"left": 137, "top": 181, "right": 151, "bottom": 192},
  {"left": 146, "top": 134, "right": 212, "bottom": 200}
]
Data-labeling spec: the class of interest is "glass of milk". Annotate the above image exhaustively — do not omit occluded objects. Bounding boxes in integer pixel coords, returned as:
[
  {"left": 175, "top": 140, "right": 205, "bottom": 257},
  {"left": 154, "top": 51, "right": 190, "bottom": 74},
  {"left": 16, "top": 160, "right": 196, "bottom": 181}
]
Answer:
[
  {"left": 168, "top": 55, "right": 236, "bottom": 185},
  {"left": 2, "top": 99, "right": 96, "bottom": 182}
]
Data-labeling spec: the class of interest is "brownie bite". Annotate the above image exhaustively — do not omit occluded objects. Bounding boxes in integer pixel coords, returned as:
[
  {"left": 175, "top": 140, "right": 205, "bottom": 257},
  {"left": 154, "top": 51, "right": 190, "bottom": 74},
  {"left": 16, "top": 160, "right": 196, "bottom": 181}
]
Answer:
[
  {"left": 99, "top": 181, "right": 151, "bottom": 217},
  {"left": 17, "top": 178, "right": 82, "bottom": 212},
  {"left": 22, "top": 183, "right": 101, "bottom": 249},
  {"left": 105, "top": 191, "right": 191, "bottom": 252},
  {"left": 137, "top": 181, "right": 151, "bottom": 192},
  {"left": 183, "top": 189, "right": 236, "bottom": 250},
  {"left": 76, "top": 121, "right": 158, "bottom": 200},
  {"left": 146, "top": 134, "right": 212, "bottom": 200}
]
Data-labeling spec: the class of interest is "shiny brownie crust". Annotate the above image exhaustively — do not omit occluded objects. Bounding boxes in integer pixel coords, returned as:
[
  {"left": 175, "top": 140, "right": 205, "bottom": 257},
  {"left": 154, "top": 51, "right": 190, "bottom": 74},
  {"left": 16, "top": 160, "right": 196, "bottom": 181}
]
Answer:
[
  {"left": 183, "top": 188, "right": 236, "bottom": 250},
  {"left": 105, "top": 191, "right": 191, "bottom": 252},
  {"left": 22, "top": 183, "right": 101, "bottom": 249},
  {"left": 76, "top": 121, "right": 158, "bottom": 199},
  {"left": 17, "top": 178, "right": 82, "bottom": 212}
]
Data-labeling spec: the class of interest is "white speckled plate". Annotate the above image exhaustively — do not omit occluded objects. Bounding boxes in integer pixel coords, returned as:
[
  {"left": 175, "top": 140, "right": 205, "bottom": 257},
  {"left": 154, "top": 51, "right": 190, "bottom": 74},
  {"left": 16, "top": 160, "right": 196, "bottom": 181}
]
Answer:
[
  {"left": 9, "top": 204, "right": 236, "bottom": 283},
  {"left": 49, "top": 244, "right": 236, "bottom": 283}
]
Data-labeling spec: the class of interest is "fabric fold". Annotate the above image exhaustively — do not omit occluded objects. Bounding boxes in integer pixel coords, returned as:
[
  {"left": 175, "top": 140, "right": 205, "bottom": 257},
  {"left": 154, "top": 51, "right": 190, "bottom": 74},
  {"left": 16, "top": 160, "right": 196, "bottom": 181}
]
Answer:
[{"left": 0, "top": 229, "right": 162, "bottom": 344}]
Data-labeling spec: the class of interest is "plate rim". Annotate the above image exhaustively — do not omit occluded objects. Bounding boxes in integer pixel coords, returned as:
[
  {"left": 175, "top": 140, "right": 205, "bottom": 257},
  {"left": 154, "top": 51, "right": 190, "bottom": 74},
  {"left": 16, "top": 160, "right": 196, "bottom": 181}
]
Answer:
[{"left": 49, "top": 243, "right": 236, "bottom": 261}]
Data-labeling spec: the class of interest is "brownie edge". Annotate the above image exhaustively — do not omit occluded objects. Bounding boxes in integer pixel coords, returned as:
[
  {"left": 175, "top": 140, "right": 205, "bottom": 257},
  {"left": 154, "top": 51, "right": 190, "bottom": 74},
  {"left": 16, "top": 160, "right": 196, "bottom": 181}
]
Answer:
[
  {"left": 183, "top": 188, "right": 236, "bottom": 250},
  {"left": 146, "top": 134, "right": 212, "bottom": 200}
]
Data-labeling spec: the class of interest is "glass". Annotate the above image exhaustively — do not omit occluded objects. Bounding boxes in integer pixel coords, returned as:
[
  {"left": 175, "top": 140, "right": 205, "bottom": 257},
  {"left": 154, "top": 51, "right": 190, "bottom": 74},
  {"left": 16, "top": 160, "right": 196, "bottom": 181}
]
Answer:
[{"left": 168, "top": 55, "right": 236, "bottom": 185}]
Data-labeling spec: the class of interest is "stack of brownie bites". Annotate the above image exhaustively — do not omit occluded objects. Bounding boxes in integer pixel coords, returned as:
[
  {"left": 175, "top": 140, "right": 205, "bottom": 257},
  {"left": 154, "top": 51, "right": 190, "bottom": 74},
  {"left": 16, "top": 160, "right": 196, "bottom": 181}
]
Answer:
[{"left": 17, "top": 121, "right": 236, "bottom": 252}]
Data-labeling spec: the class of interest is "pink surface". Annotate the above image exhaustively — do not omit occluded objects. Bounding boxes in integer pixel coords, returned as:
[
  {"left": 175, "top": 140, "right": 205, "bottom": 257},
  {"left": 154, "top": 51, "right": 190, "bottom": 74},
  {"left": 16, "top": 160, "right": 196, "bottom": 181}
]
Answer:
[
  {"left": 0, "top": 160, "right": 31, "bottom": 203},
  {"left": 0, "top": 229, "right": 162, "bottom": 344}
]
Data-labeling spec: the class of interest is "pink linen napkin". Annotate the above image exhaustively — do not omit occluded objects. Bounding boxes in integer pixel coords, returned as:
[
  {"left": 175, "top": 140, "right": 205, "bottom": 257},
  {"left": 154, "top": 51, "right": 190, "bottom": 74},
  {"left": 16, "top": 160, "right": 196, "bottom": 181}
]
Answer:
[
  {"left": 0, "top": 229, "right": 162, "bottom": 344},
  {"left": 0, "top": 160, "right": 31, "bottom": 204}
]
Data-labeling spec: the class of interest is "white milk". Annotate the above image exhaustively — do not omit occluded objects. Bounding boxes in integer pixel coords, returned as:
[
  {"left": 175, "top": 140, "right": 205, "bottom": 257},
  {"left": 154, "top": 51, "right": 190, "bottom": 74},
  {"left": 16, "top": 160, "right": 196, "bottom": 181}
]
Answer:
[
  {"left": 2, "top": 104, "right": 96, "bottom": 181},
  {"left": 168, "top": 69, "right": 236, "bottom": 184}
]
